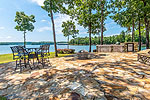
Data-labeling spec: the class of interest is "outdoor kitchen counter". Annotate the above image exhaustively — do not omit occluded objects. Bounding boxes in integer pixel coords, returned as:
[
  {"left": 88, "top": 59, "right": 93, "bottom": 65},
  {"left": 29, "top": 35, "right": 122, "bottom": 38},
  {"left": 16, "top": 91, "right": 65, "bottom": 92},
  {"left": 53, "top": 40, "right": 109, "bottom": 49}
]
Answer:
[{"left": 96, "top": 45, "right": 124, "bottom": 52}]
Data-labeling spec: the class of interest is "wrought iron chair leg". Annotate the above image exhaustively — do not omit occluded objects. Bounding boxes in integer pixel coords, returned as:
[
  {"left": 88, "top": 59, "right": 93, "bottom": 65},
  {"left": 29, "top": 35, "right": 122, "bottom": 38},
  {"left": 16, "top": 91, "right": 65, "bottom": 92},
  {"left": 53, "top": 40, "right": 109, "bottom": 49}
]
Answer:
[
  {"left": 36, "top": 58, "right": 41, "bottom": 69},
  {"left": 19, "top": 59, "right": 22, "bottom": 73},
  {"left": 35, "top": 57, "right": 40, "bottom": 69},
  {"left": 28, "top": 58, "right": 32, "bottom": 70},
  {"left": 37, "top": 56, "right": 40, "bottom": 65},
  {"left": 29, "top": 64, "right": 32, "bottom": 70},
  {"left": 42, "top": 57, "right": 45, "bottom": 67},
  {"left": 24, "top": 58, "right": 27, "bottom": 68},
  {"left": 45, "top": 57, "right": 48, "bottom": 66},
  {"left": 15, "top": 60, "right": 18, "bottom": 71}
]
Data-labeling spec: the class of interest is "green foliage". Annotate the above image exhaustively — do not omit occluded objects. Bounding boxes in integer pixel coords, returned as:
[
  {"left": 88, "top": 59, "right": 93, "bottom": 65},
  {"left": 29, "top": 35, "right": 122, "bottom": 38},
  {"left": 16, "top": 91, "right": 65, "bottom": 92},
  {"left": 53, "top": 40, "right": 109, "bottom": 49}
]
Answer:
[
  {"left": 70, "top": 29, "right": 147, "bottom": 45},
  {"left": 14, "top": 11, "right": 35, "bottom": 32},
  {"left": 62, "top": 20, "right": 79, "bottom": 38},
  {"left": 0, "top": 96, "right": 7, "bottom": 100},
  {"left": 14, "top": 11, "right": 35, "bottom": 47},
  {"left": 110, "top": 0, "right": 150, "bottom": 48},
  {"left": 41, "top": 0, "right": 64, "bottom": 17},
  {"left": 110, "top": 0, "right": 137, "bottom": 31},
  {"left": 69, "top": 0, "right": 109, "bottom": 33},
  {"left": 61, "top": 0, "right": 110, "bottom": 50}
]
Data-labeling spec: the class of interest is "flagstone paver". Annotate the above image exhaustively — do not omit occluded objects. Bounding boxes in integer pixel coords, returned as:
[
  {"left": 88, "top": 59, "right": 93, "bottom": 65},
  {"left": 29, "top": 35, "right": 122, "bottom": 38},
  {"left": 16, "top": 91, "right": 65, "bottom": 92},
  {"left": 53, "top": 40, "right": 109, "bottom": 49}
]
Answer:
[{"left": 0, "top": 52, "right": 150, "bottom": 100}]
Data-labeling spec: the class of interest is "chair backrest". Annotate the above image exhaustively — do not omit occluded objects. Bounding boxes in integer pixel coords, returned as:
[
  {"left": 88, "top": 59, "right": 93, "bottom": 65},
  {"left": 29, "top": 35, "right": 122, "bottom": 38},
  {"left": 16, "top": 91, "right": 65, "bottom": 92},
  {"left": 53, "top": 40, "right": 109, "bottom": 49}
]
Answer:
[
  {"left": 40, "top": 45, "right": 50, "bottom": 53},
  {"left": 10, "top": 46, "right": 28, "bottom": 59},
  {"left": 10, "top": 46, "right": 21, "bottom": 60},
  {"left": 10, "top": 46, "right": 19, "bottom": 54},
  {"left": 17, "top": 46, "right": 24, "bottom": 54}
]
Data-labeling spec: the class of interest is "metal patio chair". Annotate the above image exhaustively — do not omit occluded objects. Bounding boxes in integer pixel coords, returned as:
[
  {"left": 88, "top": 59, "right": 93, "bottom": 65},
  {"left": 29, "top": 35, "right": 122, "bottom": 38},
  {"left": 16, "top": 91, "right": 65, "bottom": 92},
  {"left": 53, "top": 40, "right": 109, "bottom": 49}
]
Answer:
[
  {"left": 10, "top": 46, "right": 22, "bottom": 71},
  {"left": 11, "top": 46, "right": 32, "bottom": 72},
  {"left": 37, "top": 45, "right": 50, "bottom": 67}
]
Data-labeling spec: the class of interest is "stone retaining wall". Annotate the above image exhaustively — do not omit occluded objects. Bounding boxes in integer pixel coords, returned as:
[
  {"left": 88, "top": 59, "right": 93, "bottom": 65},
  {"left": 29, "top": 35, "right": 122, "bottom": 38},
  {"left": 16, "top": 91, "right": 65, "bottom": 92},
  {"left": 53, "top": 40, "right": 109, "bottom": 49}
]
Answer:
[
  {"left": 96, "top": 45, "right": 124, "bottom": 52},
  {"left": 97, "top": 42, "right": 138, "bottom": 52}
]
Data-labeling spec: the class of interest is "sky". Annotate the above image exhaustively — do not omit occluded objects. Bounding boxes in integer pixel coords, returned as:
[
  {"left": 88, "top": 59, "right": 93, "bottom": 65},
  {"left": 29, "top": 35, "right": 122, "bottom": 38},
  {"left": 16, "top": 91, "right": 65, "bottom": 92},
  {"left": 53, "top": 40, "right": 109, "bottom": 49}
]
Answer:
[{"left": 0, "top": 0, "right": 126, "bottom": 42}]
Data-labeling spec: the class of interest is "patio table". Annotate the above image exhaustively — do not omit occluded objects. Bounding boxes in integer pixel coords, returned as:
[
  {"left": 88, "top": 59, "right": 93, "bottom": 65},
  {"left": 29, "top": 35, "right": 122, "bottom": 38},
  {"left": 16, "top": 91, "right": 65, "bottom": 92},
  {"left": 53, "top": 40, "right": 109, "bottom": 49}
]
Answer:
[
  {"left": 25, "top": 47, "right": 40, "bottom": 68},
  {"left": 25, "top": 45, "right": 50, "bottom": 68}
]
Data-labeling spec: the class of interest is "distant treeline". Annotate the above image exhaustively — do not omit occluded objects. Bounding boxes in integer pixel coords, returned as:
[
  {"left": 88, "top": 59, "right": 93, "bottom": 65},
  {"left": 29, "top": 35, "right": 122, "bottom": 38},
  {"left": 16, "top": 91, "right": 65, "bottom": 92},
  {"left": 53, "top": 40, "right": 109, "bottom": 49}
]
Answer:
[
  {"left": 0, "top": 41, "right": 68, "bottom": 45},
  {"left": 69, "top": 31, "right": 146, "bottom": 45}
]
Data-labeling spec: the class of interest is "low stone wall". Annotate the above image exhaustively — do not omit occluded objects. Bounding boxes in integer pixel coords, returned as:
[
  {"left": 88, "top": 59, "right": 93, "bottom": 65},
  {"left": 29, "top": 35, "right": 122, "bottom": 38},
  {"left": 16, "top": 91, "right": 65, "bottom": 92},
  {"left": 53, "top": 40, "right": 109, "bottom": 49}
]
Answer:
[
  {"left": 96, "top": 45, "right": 124, "bottom": 52},
  {"left": 97, "top": 42, "right": 138, "bottom": 52},
  {"left": 120, "top": 42, "right": 138, "bottom": 52}
]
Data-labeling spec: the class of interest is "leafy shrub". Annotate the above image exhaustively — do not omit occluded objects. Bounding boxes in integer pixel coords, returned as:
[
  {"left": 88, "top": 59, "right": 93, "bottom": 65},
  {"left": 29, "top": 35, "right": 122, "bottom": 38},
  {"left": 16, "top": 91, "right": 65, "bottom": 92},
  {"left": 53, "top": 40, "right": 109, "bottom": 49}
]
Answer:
[
  {"left": 57, "top": 49, "right": 75, "bottom": 54},
  {"left": 0, "top": 96, "right": 7, "bottom": 100}
]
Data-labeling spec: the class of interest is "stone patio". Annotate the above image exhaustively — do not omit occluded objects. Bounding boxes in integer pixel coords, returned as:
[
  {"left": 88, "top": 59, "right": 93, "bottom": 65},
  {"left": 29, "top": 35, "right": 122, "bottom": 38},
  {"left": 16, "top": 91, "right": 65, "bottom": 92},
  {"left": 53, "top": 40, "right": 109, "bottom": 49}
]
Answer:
[{"left": 0, "top": 52, "right": 150, "bottom": 100}]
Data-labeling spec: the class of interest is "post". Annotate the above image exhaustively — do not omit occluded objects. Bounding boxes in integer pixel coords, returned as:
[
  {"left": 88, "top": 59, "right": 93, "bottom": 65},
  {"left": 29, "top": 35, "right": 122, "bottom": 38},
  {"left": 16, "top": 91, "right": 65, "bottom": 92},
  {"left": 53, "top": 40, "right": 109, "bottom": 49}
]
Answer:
[{"left": 24, "top": 31, "right": 26, "bottom": 48}]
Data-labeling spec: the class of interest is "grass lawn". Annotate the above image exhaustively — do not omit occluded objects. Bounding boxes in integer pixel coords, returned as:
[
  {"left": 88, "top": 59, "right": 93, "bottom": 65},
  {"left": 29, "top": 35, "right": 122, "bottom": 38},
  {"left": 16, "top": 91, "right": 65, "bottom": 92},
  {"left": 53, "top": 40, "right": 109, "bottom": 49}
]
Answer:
[{"left": 0, "top": 52, "right": 71, "bottom": 64}]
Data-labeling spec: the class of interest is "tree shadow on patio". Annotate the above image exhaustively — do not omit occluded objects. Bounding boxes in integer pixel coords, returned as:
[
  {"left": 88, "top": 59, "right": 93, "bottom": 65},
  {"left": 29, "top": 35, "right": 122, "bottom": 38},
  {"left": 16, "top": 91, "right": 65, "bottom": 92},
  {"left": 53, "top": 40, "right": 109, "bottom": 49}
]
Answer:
[{"left": 79, "top": 59, "right": 150, "bottom": 99}]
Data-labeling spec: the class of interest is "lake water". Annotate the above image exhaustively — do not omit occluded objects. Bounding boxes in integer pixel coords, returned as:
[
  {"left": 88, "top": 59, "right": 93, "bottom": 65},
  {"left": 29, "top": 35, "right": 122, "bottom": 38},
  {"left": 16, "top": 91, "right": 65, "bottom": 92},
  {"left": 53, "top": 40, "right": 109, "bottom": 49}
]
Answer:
[
  {"left": 0, "top": 45, "right": 146, "bottom": 55},
  {"left": 0, "top": 45, "right": 97, "bottom": 54}
]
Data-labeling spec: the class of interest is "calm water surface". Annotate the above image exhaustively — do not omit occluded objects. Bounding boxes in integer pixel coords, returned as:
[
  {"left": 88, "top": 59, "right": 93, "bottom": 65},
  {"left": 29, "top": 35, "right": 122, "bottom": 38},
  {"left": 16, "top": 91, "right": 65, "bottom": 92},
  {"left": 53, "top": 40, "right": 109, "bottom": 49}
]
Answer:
[
  {"left": 0, "top": 45, "right": 97, "bottom": 54},
  {"left": 0, "top": 45, "right": 146, "bottom": 55}
]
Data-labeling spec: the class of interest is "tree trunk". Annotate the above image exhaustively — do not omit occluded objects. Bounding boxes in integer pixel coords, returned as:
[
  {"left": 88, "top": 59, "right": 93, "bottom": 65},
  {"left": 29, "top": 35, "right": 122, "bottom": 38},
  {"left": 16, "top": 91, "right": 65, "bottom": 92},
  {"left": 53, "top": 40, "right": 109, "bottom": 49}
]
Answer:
[
  {"left": 67, "top": 36, "right": 69, "bottom": 49},
  {"left": 138, "top": 16, "right": 141, "bottom": 51},
  {"left": 99, "top": 32, "right": 101, "bottom": 45},
  {"left": 89, "top": 23, "right": 92, "bottom": 52},
  {"left": 50, "top": 9, "right": 58, "bottom": 57},
  {"left": 24, "top": 31, "right": 26, "bottom": 48},
  {"left": 73, "top": 38, "right": 75, "bottom": 45},
  {"left": 89, "top": 7, "right": 92, "bottom": 52},
  {"left": 143, "top": 0, "right": 149, "bottom": 49},
  {"left": 101, "top": 2, "right": 104, "bottom": 45},
  {"left": 122, "top": 32, "right": 125, "bottom": 42},
  {"left": 145, "top": 19, "right": 149, "bottom": 49},
  {"left": 132, "top": 19, "right": 135, "bottom": 42}
]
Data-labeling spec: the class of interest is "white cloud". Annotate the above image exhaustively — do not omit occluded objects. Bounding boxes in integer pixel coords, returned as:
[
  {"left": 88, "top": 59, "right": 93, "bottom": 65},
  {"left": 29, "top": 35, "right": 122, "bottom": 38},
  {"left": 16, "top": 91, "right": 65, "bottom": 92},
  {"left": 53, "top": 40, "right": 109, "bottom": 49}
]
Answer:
[
  {"left": 37, "top": 14, "right": 71, "bottom": 34},
  {"left": 106, "top": 33, "right": 120, "bottom": 37},
  {"left": 31, "top": 0, "right": 45, "bottom": 6},
  {"left": 54, "top": 14, "right": 71, "bottom": 34},
  {"left": 37, "top": 26, "right": 51, "bottom": 32},
  {"left": 38, "top": 13, "right": 87, "bottom": 35},
  {"left": 6, "top": 36, "right": 12, "bottom": 39},
  {"left": 0, "top": 36, "right": 12, "bottom": 39},
  {"left": 53, "top": 13, "right": 86, "bottom": 34},
  {"left": 41, "top": 19, "right": 47, "bottom": 22},
  {"left": 0, "top": 27, "right": 5, "bottom": 30}
]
